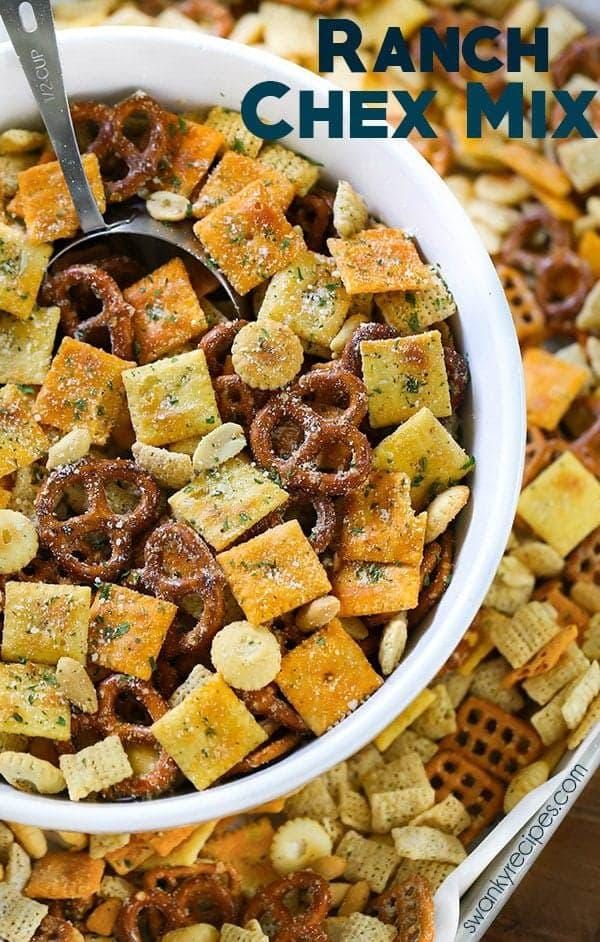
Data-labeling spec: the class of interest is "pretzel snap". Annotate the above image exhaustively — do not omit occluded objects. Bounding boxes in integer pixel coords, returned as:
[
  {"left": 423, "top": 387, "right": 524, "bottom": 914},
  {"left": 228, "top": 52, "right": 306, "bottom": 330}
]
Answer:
[{"left": 35, "top": 457, "right": 161, "bottom": 583}]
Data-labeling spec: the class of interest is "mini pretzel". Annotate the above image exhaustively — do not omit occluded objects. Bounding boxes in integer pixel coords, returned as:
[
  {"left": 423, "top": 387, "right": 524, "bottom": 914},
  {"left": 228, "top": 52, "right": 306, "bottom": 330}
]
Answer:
[
  {"left": 70, "top": 100, "right": 115, "bottom": 161},
  {"left": 535, "top": 248, "right": 594, "bottom": 335},
  {"left": 96, "top": 675, "right": 179, "bottom": 799},
  {"left": 36, "top": 457, "right": 161, "bottom": 583},
  {"left": 144, "top": 862, "right": 241, "bottom": 897},
  {"left": 568, "top": 414, "right": 600, "bottom": 477},
  {"left": 443, "top": 345, "right": 469, "bottom": 412},
  {"left": 551, "top": 35, "right": 600, "bottom": 86},
  {"left": 426, "top": 749, "right": 504, "bottom": 846},
  {"left": 293, "top": 368, "right": 368, "bottom": 427},
  {"left": 175, "top": 871, "right": 241, "bottom": 927},
  {"left": 339, "top": 322, "right": 397, "bottom": 377},
  {"left": 200, "top": 320, "right": 263, "bottom": 427},
  {"left": 114, "top": 890, "right": 185, "bottom": 942},
  {"left": 250, "top": 390, "right": 372, "bottom": 496},
  {"left": 441, "top": 696, "right": 542, "bottom": 784},
  {"left": 501, "top": 207, "right": 571, "bottom": 274},
  {"left": 240, "top": 684, "right": 308, "bottom": 733},
  {"left": 565, "top": 527, "right": 600, "bottom": 586},
  {"left": 101, "top": 93, "right": 170, "bottom": 203},
  {"left": 177, "top": 0, "right": 234, "bottom": 36},
  {"left": 288, "top": 188, "right": 335, "bottom": 253},
  {"left": 244, "top": 871, "right": 331, "bottom": 938},
  {"left": 41, "top": 264, "right": 135, "bottom": 360},
  {"left": 287, "top": 491, "right": 337, "bottom": 554},
  {"left": 409, "top": 531, "right": 454, "bottom": 628},
  {"left": 496, "top": 262, "right": 545, "bottom": 345},
  {"left": 371, "top": 875, "right": 435, "bottom": 942}
]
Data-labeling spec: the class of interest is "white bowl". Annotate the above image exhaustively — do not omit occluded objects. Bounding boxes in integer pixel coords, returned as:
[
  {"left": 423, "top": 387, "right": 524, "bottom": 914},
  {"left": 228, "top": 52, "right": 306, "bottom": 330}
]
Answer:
[{"left": 0, "top": 28, "right": 524, "bottom": 832}]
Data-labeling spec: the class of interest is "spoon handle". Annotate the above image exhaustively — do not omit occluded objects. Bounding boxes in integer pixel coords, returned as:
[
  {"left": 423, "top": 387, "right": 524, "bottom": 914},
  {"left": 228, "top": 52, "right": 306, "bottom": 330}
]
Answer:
[{"left": 0, "top": 0, "right": 107, "bottom": 233}]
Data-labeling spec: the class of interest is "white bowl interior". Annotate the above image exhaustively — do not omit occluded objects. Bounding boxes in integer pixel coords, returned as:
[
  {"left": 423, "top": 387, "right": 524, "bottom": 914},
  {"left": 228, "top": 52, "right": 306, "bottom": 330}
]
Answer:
[{"left": 0, "top": 29, "right": 524, "bottom": 831}]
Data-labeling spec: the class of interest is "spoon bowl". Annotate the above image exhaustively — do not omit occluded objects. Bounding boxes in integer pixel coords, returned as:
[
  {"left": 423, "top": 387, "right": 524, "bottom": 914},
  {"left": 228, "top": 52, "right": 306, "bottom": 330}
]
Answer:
[{"left": 1, "top": 0, "right": 244, "bottom": 312}]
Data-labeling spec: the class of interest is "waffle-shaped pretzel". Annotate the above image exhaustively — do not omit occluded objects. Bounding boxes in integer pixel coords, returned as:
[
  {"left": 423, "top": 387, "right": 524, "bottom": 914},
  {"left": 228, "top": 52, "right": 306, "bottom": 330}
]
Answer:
[
  {"left": 41, "top": 264, "right": 135, "bottom": 360},
  {"left": 523, "top": 426, "right": 565, "bottom": 487},
  {"left": 496, "top": 262, "right": 545, "bottom": 345},
  {"left": 35, "top": 457, "right": 161, "bottom": 583},
  {"left": 440, "top": 696, "right": 542, "bottom": 784},
  {"left": 426, "top": 749, "right": 504, "bottom": 847},
  {"left": 371, "top": 875, "right": 435, "bottom": 942}
]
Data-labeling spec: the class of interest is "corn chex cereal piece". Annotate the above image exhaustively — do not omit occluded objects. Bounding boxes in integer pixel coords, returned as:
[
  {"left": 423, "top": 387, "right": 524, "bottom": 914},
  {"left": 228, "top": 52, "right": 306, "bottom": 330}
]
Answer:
[
  {"left": 0, "top": 222, "right": 52, "bottom": 319},
  {"left": 328, "top": 229, "right": 432, "bottom": 295},
  {"left": 6, "top": 842, "right": 31, "bottom": 892},
  {"left": 568, "top": 692, "right": 600, "bottom": 749},
  {"left": 518, "top": 452, "right": 600, "bottom": 556},
  {"left": 59, "top": 736, "right": 133, "bottom": 801},
  {"left": 270, "top": 818, "right": 332, "bottom": 874},
  {"left": 484, "top": 555, "right": 535, "bottom": 614},
  {"left": 340, "top": 471, "right": 425, "bottom": 565},
  {"left": 561, "top": 660, "right": 600, "bottom": 729},
  {"left": 284, "top": 777, "right": 339, "bottom": 821},
  {"left": 217, "top": 519, "right": 330, "bottom": 623},
  {"left": 203, "top": 107, "right": 263, "bottom": 158},
  {"left": 169, "top": 664, "right": 213, "bottom": 708},
  {"left": 470, "top": 658, "right": 525, "bottom": 713},
  {"left": 194, "top": 181, "right": 305, "bottom": 295},
  {"left": 530, "top": 680, "right": 580, "bottom": 746},
  {"left": 0, "top": 662, "right": 70, "bottom": 740},
  {"left": 383, "top": 729, "right": 438, "bottom": 764},
  {"left": 0, "top": 884, "right": 47, "bottom": 942},
  {"left": 336, "top": 831, "right": 399, "bottom": 893},
  {"left": 125, "top": 258, "right": 207, "bottom": 364},
  {"left": 373, "top": 407, "right": 473, "bottom": 511},
  {"left": 503, "top": 760, "right": 550, "bottom": 813},
  {"left": 277, "top": 619, "right": 382, "bottom": 735},
  {"left": 391, "top": 826, "right": 467, "bottom": 864},
  {"left": 523, "top": 347, "right": 588, "bottom": 431},
  {"left": 339, "top": 786, "right": 372, "bottom": 831},
  {"left": 170, "top": 456, "right": 288, "bottom": 552},
  {"left": 412, "top": 684, "right": 457, "bottom": 740},
  {"left": 258, "top": 249, "right": 350, "bottom": 349},
  {"left": 25, "top": 851, "right": 104, "bottom": 900},
  {"left": 36, "top": 337, "right": 131, "bottom": 445},
  {"left": 88, "top": 583, "right": 177, "bottom": 681},
  {"left": 151, "top": 674, "right": 266, "bottom": 790},
  {"left": 374, "top": 690, "right": 437, "bottom": 752},
  {"left": 339, "top": 913, "right": 396, "bottom": 942},
  {"left": 123, "top": 349, "right": 220, "bottom": 447},
  {"left": 362, "top": 753, "right": 429, "bottom": 798},
  {"left": 410, "top": 794, "right": 471, "bottom": 836},
  {"left": 332, "top": 557, "right": 423, "bottom": 616},
  {"left": 18, "top": 154, "right": 106, "bottom": 243},
  {"left": 0, "top": 305, "right": 59, "bottom": 385},
  {"left": 349, "top": 744, "right": 384, "bottom": 785},
  {"left": 257, "top": 143, "right": 319, "bottom": 196},
  {"left": 204, "top": 819, "right": 277, "bottom": 895},
  {"left": 375, "top": 266, "right": 457, "bottom": 335},
  {"left": 370, "top": 785, "right": 436, "bottom": 833},
  {"left": 489, "top": 601, "right": 560, "bottom": 668},
  {"left": 583, "top": 616, "right": 600, "bottom": 660},
  {"left": 0, "top": 384, "right": 48, "bottom": 477},
  {"left": 503, "top": 624, "right": 579, "bottom": 688},
  {"left": 158, "top": 118, "right": 223, "bottom": 196},
  {"left": 193, "top": 152, "right": 294, "bottom": 219},
  {"left": 394, "top": 858, "right": 456, "bottom": 893},
  {"left": 2, "top": 581, "right": 90, "bottom": 666},
  {"left": 443, "top": 671, "right": 473, "bottom": 708}
]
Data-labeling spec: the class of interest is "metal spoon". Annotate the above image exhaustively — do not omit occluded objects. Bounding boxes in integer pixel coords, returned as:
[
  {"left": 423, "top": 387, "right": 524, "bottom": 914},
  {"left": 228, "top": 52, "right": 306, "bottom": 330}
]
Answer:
[{"left": 0, "top": 0, "right": 244, "bottom": 313}]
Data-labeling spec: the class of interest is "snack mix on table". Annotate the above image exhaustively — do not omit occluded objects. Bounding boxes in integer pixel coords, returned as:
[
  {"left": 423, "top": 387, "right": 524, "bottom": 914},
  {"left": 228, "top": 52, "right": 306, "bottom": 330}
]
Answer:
[{"left": 0, "top": 0, "right": 600, "bottom": 940}]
